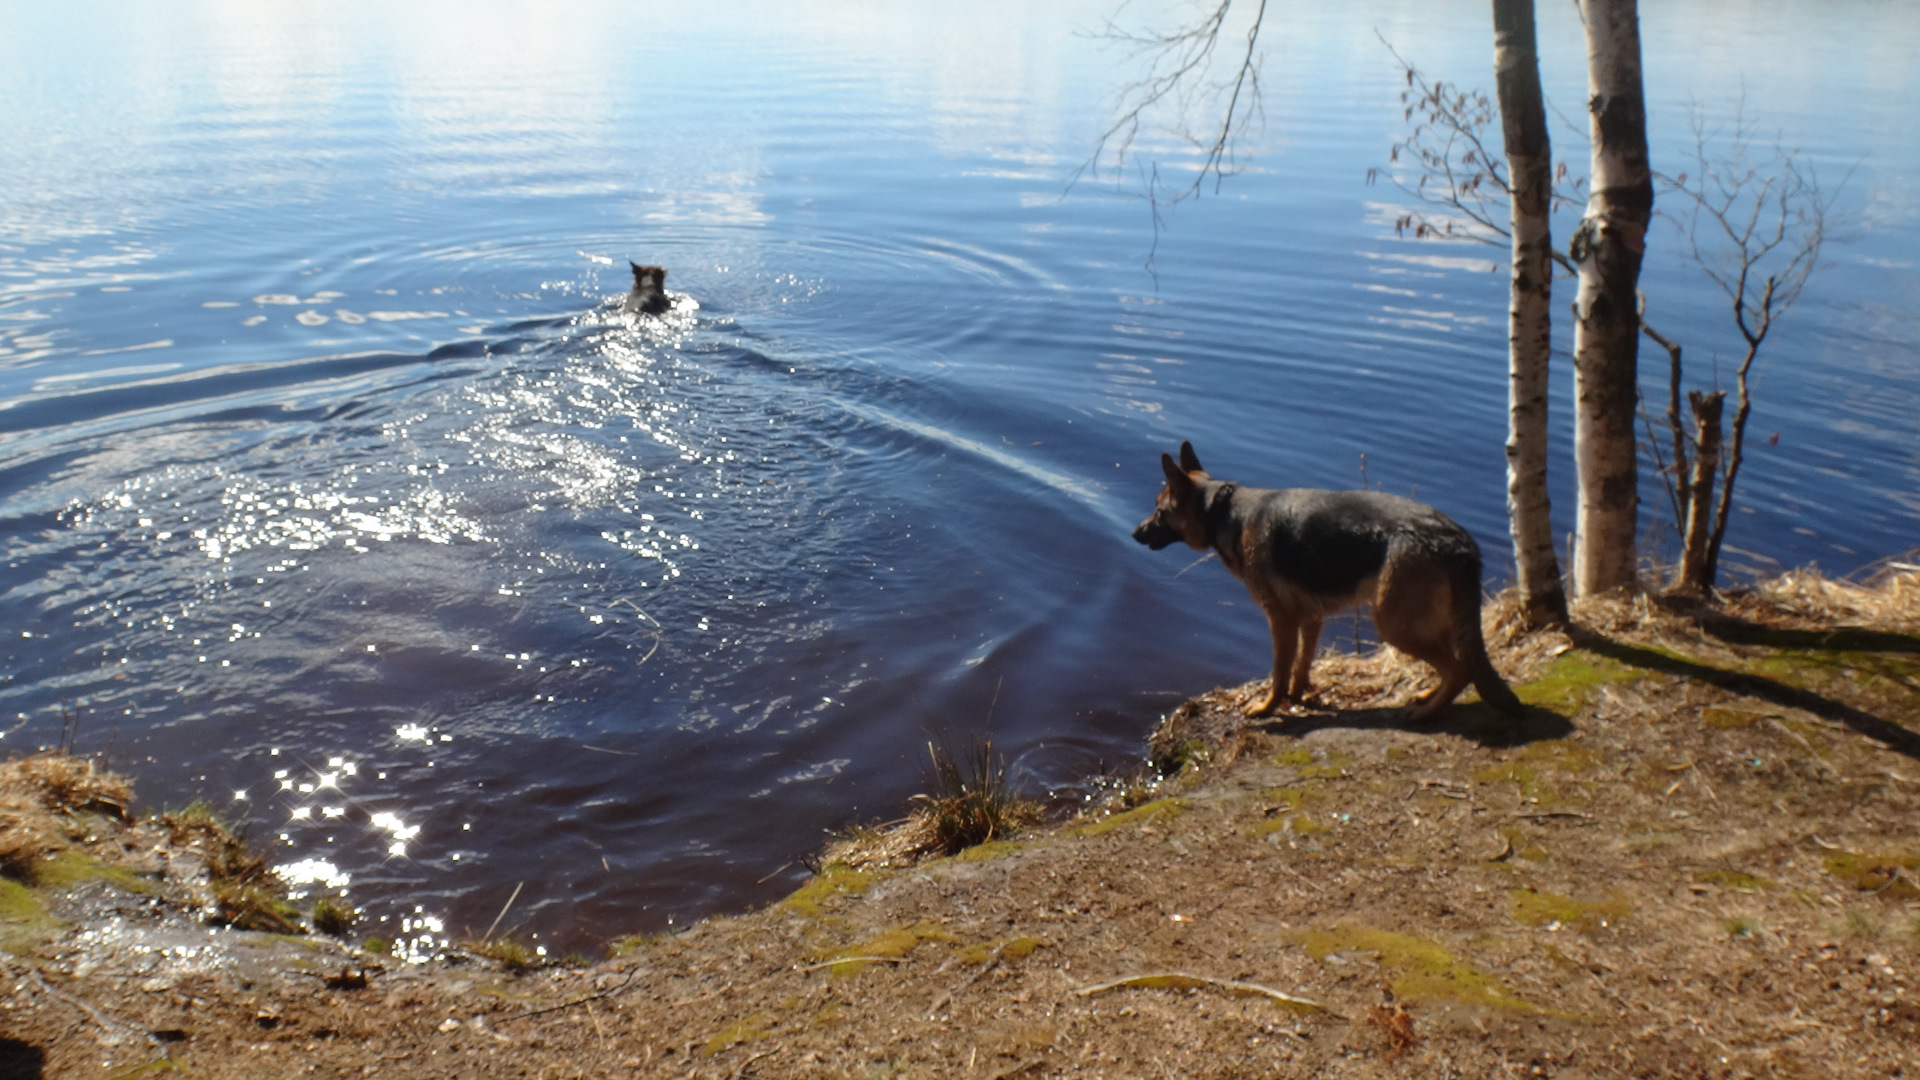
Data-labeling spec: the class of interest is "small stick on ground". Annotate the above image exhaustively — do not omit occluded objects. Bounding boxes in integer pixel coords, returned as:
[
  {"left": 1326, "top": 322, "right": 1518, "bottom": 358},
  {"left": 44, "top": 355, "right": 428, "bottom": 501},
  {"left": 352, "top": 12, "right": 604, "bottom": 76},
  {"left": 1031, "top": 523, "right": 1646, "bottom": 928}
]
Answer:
[
  {"left": 1071, "top": 972, "right": 1327, "bottom": 1015},
  {"left": 729, "top": 1047, "right": 778, "bottom": 1079},
  {"left": 791, "top": 956, "right": 910, "bottom": 974}
]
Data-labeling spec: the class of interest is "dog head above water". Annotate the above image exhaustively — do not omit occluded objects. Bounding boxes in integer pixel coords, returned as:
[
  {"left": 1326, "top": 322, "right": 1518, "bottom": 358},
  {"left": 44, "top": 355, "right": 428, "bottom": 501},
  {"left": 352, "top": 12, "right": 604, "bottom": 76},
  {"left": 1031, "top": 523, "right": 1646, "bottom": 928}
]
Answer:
[
  {"left": 625, "top": 261, "right": 669, "bottom": 314},
  {"left": 1132, "top": 440, "right": 1214, "bottom": 551}
]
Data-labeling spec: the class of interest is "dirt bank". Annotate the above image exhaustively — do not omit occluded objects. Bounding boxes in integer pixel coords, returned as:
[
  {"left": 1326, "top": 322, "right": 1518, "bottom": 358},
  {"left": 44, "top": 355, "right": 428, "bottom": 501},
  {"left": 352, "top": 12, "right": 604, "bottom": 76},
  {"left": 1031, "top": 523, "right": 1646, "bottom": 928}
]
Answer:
[{"left": 3, "top": 568, "right": 1918, "bottom": 1079}]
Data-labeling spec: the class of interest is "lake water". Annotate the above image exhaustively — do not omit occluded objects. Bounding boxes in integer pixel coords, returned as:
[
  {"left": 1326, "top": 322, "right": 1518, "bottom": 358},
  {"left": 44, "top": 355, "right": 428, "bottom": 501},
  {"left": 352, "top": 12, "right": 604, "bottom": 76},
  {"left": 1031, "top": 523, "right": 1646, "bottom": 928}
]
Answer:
[{"left": 3, "top": 1, "right": 1915, "bottom": 955}]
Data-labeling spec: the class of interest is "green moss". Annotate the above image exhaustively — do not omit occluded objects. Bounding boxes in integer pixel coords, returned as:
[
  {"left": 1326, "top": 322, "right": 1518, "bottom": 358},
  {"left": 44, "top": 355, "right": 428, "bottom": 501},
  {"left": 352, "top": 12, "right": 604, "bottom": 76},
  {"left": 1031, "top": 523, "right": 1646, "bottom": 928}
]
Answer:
[
  {"left": 29, "top": 850, "right": 156, "bottom": 895},
  {"left": 1261, "top": 786, "right": 1328, "bottom": 812},
  {"left": 930, "top": 839, "right": 1030, "bottom": 865},
  {"left": 360, "top": 936, "right": 390, "bottom": 956},
  {"left": 1066, "top": 797, "right": 1186, "bottom": 838},
  {"left": 1515, "top": 651, "right": 1644, "bottom": 713},
  {"left": 1474, "top": 739, "right": 1602, "bottom": 804},
  {"left": 817, "top": 921, "right": 956, "bottom": 976},
  {"left": 1510, "top": 889, "right": 1630, "bottom": 933},
  {"left": 1270, "top": 747, "right": 1314, "bottom": 768},
  {"left": 1293, "top": 925, "right": 1540, "bottom": 1013},
  {"left": 953, "top": 936, "right": 1043, "bottom": 965},
  {"left": 1692, "top": 869, "right": 1774, "bottom": 891},
  {"left": 780, "top": 864, "right": 880, "bottom": 919},
  {"left": 1821, "top": 851, "right": 1920, "bottom": 899},
  {"left": 1722, "top": 916, "right": 1761, "bottom": 938},
  {"left": 1739, "top": 647, "right": 1920, "bottom": 696},
  {"left": 1701, "top": 706, "right": 1764, "bottom": 729},
  {"left": 104, "top": 1060, "right": 183, "bottom": 1080},
  {"left": 0, "top": 878, "right": 64, "bottom": 957},
  {"left": 1252, "top": 811, "right": 1329, "bottom": 840},
  {"left": 0, "top": 879, "right": 46, "bottom": 922},
  {"left": 609, "top": 932, "right": 664, "bottom": 957},
  {"left": 702, "top": 1012, "right": 773, "bottom": 1055}
]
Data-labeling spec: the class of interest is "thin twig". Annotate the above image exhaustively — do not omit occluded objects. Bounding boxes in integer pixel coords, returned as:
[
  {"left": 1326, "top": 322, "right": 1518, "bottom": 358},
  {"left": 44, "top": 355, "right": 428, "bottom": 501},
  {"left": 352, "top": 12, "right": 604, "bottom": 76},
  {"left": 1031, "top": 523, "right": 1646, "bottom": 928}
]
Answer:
[
  {"left": 27, "top": 969, "right": 150, "bottom": 1046},
  {"left": 499, "top": 968, "right": 641, "bottom": 1023},
  {"left": 791, "top": 956, "right": 910, "bottom": 974},
  {"left": 482, "top": 882, "right": 524, "bottom": 944},
  {"left": 1071, "top": 971, "right": 1327, "bottom": 1014}
]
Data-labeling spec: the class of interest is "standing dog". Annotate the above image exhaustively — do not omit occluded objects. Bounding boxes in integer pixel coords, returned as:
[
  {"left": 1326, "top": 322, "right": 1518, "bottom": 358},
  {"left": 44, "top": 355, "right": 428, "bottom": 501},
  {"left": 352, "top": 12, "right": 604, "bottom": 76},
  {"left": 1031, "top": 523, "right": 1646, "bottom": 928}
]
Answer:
[
  {"left": 624, "top": 262, "right": 670, "bottom": 315},
  {"left": 1133, "top": 442, "right": 1523, "bottom": 721}
]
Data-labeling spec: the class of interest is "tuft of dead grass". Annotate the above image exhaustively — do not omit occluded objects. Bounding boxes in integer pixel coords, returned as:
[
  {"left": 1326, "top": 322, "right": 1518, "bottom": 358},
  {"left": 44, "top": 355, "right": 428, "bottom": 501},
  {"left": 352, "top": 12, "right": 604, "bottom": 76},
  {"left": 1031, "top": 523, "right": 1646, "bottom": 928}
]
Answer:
[
  {"left": 823, "top": 738, "right": 1040, "bottom": 871},
  {"left": 161, "top": 802, "right": 303, "bottom": 935},
  {"left": 1732, "top": 558, "right": 1920, "bottom": 632},
  {"left": 464, "top": 936, "right": 537, "bottom": 972},
  {"left": 311, "top": 895, "right": 358, "bottom": 937},
  {"left": 0, "top": 752, "right": 133, "bottom": 878}
]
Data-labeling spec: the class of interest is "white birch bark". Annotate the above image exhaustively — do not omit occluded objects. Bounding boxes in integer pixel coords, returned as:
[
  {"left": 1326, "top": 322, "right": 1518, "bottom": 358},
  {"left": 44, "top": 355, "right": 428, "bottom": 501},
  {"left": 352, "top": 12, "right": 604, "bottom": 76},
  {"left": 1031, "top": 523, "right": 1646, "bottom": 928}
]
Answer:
[
  {"left": 1569, "top": 0, "right": 1653, "bottom": 596},
  {"left": 1492, "top": 0, "right": 1568, "bottom": 628}
]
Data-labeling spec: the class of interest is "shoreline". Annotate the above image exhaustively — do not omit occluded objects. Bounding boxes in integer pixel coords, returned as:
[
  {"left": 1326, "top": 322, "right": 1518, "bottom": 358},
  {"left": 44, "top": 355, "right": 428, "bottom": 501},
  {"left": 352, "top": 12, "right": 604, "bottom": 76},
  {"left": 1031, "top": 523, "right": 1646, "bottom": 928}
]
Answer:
[{"left": 3, "top": 565, "right": 1918, "bottom": 1078}]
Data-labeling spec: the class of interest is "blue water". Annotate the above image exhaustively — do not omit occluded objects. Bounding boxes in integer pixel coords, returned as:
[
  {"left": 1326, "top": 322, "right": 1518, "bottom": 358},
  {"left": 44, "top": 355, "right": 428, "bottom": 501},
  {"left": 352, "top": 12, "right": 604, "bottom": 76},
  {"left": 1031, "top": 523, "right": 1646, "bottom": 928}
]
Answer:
[{"left": 3, "top": 1, "right": 1916, "bottom": 954}]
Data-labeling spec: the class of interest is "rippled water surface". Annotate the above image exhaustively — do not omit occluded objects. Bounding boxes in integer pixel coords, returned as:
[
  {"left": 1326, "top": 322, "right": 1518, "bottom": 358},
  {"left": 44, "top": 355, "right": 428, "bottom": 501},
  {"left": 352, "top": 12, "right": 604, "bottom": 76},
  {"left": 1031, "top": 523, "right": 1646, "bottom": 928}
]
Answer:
[{"left": 4, "top": 1, "right": 1917, "bottom": 953}]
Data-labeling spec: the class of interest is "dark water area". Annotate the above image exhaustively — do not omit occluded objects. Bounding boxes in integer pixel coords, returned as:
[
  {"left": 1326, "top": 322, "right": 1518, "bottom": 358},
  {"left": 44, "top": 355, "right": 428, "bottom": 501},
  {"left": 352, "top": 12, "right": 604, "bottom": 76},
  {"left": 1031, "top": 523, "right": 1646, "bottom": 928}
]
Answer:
[{"left": 3, "top": 1, "right": 1916, "bottom": 956}]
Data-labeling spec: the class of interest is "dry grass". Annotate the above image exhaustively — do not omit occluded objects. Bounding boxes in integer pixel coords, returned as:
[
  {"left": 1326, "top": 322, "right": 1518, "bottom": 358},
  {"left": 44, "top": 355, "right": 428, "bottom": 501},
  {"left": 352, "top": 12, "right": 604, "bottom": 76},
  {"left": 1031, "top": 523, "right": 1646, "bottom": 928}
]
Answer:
[
  {"left": 161, "top": 802, "right": 302, "bottom": 935},
  {"left": 1730, "top": 557, "right": 1920, "bottom": 632},
  {"left": 464, "top": 936, "right": 537, "bottom": 972},
  {"left": 823, "top": 738, "right": 1041, "bottom": 871},
  {"left": 0, "top": 753, "right": 132, "bottom": 879}
]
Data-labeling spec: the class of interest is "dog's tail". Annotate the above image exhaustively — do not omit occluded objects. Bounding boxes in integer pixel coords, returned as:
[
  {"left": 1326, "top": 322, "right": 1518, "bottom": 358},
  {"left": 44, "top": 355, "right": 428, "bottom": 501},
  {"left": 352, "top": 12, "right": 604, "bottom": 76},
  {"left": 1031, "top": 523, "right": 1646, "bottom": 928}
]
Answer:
[{"left": 1449, "top": 554, "right": 1525, "bottom": 719}]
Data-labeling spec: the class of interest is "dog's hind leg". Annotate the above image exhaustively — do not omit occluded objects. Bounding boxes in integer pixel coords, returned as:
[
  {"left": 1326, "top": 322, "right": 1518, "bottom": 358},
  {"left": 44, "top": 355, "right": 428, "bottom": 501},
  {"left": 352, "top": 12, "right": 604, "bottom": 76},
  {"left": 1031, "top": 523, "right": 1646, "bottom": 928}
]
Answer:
[
  {"left": 1374, "top": 562, "right": 1472, "bottom": 722},
  {"left": 1288, "top": 615, "right": 1323, "bottom": 700}
]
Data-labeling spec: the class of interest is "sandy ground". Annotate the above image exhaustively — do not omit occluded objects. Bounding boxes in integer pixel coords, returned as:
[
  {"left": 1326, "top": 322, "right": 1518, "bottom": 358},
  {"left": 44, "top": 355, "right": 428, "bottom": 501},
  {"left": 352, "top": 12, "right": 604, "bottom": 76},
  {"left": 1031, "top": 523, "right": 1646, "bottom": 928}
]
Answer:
[{"left": 3, "top": 572, "right": 1918, "bottom": 1079}]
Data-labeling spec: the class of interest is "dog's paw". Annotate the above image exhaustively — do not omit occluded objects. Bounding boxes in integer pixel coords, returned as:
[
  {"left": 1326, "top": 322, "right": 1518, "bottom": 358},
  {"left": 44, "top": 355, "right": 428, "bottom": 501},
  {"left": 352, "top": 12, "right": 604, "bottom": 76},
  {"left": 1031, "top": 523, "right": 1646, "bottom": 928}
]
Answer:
[
  {"left": 1243, "top": 692, "right": 1280, "bottom": 718},
  {"left": 1400, "top": 702, "right": 1445, "bottom": 724}
]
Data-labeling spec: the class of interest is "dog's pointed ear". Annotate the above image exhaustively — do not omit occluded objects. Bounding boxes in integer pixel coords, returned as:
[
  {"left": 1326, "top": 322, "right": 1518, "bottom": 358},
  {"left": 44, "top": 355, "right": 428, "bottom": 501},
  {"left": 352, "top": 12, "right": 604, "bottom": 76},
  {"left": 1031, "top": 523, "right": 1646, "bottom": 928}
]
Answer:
[
  {"left": 1178, "top": 441, "right": 1204, "bottom": 474},
  {"left": 629, "top": 260, "right": 644, "bottom": 278},
  {"left": 1161, "top": 452, "right": 1193, "bottom": 493}
]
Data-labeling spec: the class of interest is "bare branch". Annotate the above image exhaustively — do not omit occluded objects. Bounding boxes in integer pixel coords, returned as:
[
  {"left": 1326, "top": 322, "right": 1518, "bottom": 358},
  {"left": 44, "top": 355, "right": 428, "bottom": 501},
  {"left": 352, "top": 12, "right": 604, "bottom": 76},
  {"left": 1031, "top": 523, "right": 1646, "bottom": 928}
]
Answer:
[
  {"left": 1647, "top": 101, "right": 1849, "bottom": 589},
  {"left": 1071, "top": 0, "right": 1271, "bottom": 212},
  {"left": 1372, "top": 39, "right": 1587, "bottom": 270}
]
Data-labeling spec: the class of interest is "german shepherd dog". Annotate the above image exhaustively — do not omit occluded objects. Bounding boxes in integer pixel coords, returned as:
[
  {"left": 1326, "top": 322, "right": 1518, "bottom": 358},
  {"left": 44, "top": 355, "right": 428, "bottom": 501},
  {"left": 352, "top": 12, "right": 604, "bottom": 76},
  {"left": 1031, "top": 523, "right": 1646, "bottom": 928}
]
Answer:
[
  {"left": 1134, "top": 442, "right": 1523, "bottom": 722},
  {"left": 624, "top": 262, "right": 670, "bottom": 315}
]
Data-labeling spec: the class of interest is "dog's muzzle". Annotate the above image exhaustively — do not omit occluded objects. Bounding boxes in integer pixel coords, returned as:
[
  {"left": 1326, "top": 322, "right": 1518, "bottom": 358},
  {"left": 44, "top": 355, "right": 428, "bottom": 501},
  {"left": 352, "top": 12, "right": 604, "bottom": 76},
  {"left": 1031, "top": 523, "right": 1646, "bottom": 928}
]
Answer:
[{"left": 1132, "top": 519, "right": 1179, "bottom": 551}]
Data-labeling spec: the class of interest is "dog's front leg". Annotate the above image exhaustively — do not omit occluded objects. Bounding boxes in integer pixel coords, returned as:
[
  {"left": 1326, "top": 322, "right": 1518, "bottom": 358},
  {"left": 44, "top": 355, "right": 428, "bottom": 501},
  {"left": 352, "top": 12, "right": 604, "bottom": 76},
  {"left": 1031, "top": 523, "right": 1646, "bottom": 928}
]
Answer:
[
  {"left": 1246, "top": 607, "right": 1300, "bottom": 718},
  {"left": 1289, "top": 616, "right": 1323, "bottom": 701}
]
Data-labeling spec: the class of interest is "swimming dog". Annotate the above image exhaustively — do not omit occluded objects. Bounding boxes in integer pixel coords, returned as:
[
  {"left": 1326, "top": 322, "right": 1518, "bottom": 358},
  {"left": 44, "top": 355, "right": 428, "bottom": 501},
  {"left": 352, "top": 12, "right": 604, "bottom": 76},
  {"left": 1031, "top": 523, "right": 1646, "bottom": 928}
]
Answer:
[
  {"left": 624, "top": 262, "right": 670, "bottom": 315},
  {"left": 1133, "top": 441, "right": 1523, "bottom": 721}
]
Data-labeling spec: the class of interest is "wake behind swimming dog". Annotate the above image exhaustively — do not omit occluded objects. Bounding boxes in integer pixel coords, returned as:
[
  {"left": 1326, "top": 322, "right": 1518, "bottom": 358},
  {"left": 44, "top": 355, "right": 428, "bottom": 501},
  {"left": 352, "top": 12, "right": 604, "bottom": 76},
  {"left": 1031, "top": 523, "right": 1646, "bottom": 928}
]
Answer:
[{"left": 1133, "top": 441, "right": 1523, "bottom": 723}]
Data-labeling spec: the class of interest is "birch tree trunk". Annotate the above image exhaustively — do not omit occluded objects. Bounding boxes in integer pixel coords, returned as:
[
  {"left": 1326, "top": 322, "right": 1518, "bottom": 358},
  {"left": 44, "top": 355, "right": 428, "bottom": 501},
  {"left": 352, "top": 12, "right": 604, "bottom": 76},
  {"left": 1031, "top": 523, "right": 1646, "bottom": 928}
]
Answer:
[
  {"left": 1568, "top": 0, "right": 1653, "bottom": 596},
  {"left": 1491, "top": 0, "right": 1567, "bottom": 629}
]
